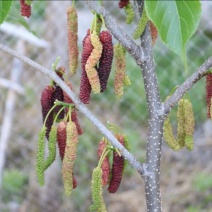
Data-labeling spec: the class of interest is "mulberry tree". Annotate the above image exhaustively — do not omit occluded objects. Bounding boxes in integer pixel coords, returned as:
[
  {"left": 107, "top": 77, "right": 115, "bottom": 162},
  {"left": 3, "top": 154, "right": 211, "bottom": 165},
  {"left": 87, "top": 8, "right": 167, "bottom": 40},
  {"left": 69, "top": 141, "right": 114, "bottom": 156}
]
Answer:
[{"left": 1, "top": 1, "right": 212, "bottom": 211}]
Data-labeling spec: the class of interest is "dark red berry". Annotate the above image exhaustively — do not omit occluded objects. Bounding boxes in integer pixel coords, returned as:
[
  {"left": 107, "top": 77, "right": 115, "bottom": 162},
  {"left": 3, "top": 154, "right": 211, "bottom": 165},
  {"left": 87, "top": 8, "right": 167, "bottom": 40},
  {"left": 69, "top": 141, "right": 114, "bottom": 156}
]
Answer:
[
  {"left": 52, "top": 85, "right": 64, "bottom": 120},
  {"left": 119, "top": 0, "right": 129, "bottom": 8},
  {"left": 57, "top": 121, "right": 67, "bottom": 160},
  {"left": 108, "top": 134, "right": 125, "bottom": 193},
  {"left": 79, "top": 30, "right": 92, "bottom": 104},
  {"left": 98, "top": 31, "right": 113, "bottom": 92},
  {"left": 98, "top": 139, "right": 110, "bottom": 186},
  {"left": 20, "top": 0, "right": 31, "bottom": 18},
  {"left": 40, "top": 85, "right": 55, "bottom": 139}
]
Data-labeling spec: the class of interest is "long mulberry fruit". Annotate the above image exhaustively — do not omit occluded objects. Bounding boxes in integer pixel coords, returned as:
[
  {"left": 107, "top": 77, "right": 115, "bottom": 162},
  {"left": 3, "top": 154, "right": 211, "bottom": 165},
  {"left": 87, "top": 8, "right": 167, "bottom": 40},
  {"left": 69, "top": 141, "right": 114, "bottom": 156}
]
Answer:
[
  {"left": 20, "top": 0, "right": 31, "bottom": 18},
  {"left": 163, "top": 114, "right": 181, "bottom": 151},
  {"left": 57, "top": 121, "right": 78, "bottom": 189},
  {"left": 36, "top": 127, "right": 46, "bottom": 186},
  {"left": 107, "top": 134, "right": 125, "bottom": 193},
  {"left": 43, "top": 126, "right": 57, "bottom": 171},
  {"left": 85, "top": 32, "right": 102, "bottom": 93},
  {"left": 79, "top": 30, "right": 92, "bottom": 104},
  {"left": 67, "top": 6, "right": 78, "bottom": 74},
  {"left": 124, "top": 2, "right": 134, "bottom": 24},
  {"left": 133, "top": 8, "right": 148, "bottom": 39},
  {"left": 114, "top": 44, "right": 126, "bottom": 99},
  {"left": 184, "top": 99, "right": 195, "bottom": 151},
  {"left": 177, "top": 99, "right": 186, "bottom": 148},
  {"left": 57, "top": 121, "right": 67, "bottom": 160},
  {"left": 62, "top": 121, "right": 78, "bottom": 195},
  {"left": 90, "top": 167, "right": 107, "bottom": 212},
  {"left": 41, "top": 85, "right": 55, "bottom": 139},
  {"left": 206, "top": 73, "right": 212, "bottom": 118},
  {"left": 98, "top": 139, "right": 110, "bottom": 187},
  {"left": 98, "top": 31, "right": 113, "bottom": 92}
]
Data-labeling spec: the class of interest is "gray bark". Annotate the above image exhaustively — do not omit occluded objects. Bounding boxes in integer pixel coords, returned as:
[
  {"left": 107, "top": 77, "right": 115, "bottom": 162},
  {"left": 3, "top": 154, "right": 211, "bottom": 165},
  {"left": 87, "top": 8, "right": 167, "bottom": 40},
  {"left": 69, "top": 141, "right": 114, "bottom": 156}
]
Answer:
[{"left": 141, "top": 25, "right": 163, "bottom": 212}]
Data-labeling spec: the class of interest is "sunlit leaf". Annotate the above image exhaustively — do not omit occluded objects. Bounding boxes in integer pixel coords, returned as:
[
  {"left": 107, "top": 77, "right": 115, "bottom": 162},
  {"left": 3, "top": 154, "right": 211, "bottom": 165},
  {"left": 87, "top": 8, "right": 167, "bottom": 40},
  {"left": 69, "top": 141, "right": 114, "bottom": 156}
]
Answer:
[
  {"left": 0, "top": 0, "right": 13, "bottom": 24},
  {"left": 145, "top": 0, "right": 201, "bottom": 60}
]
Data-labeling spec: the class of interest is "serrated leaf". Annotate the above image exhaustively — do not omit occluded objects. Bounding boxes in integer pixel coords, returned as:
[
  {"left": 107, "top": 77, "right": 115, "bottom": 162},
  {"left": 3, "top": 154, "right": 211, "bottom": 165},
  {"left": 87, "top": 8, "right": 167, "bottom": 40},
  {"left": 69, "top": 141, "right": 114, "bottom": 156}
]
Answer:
[
  {"left": 145, "top": 0, "right": 201, "bottom": 59},
  {"left": 0, "top": 0, "right": 13, "bottom": 24}
]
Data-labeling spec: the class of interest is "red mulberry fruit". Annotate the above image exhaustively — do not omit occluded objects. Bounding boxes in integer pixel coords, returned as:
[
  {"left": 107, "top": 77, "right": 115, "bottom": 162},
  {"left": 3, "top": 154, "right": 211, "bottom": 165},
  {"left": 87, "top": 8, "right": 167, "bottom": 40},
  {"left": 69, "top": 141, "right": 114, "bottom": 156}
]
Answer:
[
  {"left": 107, "top": 134, "right": 125, "bottom": 193},
  {"left": 98, "top": 31, "right": 113, "bottom": 92},
  {"left": 52, "top": 85, "right": 64, "bottom": 120},
  {"left": 119, "top": 0, "right": 129, "bottom": 8},
  {"left": 40, "top": 85, "right": 55, "bottom": 139},
  {"left": 20, "top": 0, "right": 31, "bottom": 18},
  {"left": 57, "top": 121, "right": 67, "bottom": 160},
  {"left": 206, "top": 73, "right": 212, "bottom": 118},
  {"left": 98, "top": 139, "right": 110, "bottom": 187},
  {"left": 79, "top": 30, "right": 92, "bottom": 104}
]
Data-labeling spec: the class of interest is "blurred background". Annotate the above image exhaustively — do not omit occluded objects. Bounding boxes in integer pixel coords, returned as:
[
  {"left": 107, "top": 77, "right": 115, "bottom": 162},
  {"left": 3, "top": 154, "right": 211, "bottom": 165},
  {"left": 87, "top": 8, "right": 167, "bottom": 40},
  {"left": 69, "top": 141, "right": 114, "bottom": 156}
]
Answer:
[{"left": 0, "top": 1, "right": 212, "bottom": 212}]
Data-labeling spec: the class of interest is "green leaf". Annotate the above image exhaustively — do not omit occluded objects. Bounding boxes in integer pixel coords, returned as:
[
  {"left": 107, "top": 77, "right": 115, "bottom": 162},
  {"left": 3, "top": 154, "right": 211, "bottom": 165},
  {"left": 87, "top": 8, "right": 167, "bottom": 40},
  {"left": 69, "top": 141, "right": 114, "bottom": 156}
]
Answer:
[
  {"left": 145, "top": 0, "right": 201, "bottom": 59},
  {"left": 0, "top": 0, "right": 13, "bottom": 24}
]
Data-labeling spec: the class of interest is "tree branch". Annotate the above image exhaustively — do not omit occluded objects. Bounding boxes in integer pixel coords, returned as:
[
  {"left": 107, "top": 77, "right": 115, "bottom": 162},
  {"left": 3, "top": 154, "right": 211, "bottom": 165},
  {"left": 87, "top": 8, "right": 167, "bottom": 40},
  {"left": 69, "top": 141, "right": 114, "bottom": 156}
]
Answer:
[
  {"left": 140, "top": 24, "right": 163, "bottom": 212},
  {"left": 86, "top": 0, "right": 145, "bottom": 65},
  {"left": 0, "top": 42, "right": 150, "bottom": 177},
  {"left": 163, "top": 57, "right": 212, "bottom": 115}
]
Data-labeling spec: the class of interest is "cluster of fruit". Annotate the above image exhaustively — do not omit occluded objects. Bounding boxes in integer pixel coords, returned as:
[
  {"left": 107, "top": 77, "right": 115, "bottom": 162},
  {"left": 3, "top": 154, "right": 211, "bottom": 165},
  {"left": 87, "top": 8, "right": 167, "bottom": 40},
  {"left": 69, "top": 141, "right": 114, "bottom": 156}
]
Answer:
[
  {"left": 35, "top": 1, "right": 158, "bottom": 208},
  {"left": 90, "top": 134, "right": 129, "bottom": 211},
  {"left": 164, "top": 98, "right": 195, "bottom": 151},
  {"left": 37, "top": 67, "right": 82, "bottom": 195}
]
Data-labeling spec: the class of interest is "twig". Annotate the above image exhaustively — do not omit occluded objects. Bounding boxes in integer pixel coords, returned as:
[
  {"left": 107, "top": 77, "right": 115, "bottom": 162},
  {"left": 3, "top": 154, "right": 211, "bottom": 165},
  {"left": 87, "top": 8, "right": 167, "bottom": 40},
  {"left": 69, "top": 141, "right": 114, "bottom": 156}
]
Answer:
[
  {"left": 0, "top": 42, "right": 150, "bottom": 177},
  {"left": 163, "top": 57, "right": 212, "bottom": 115}
]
